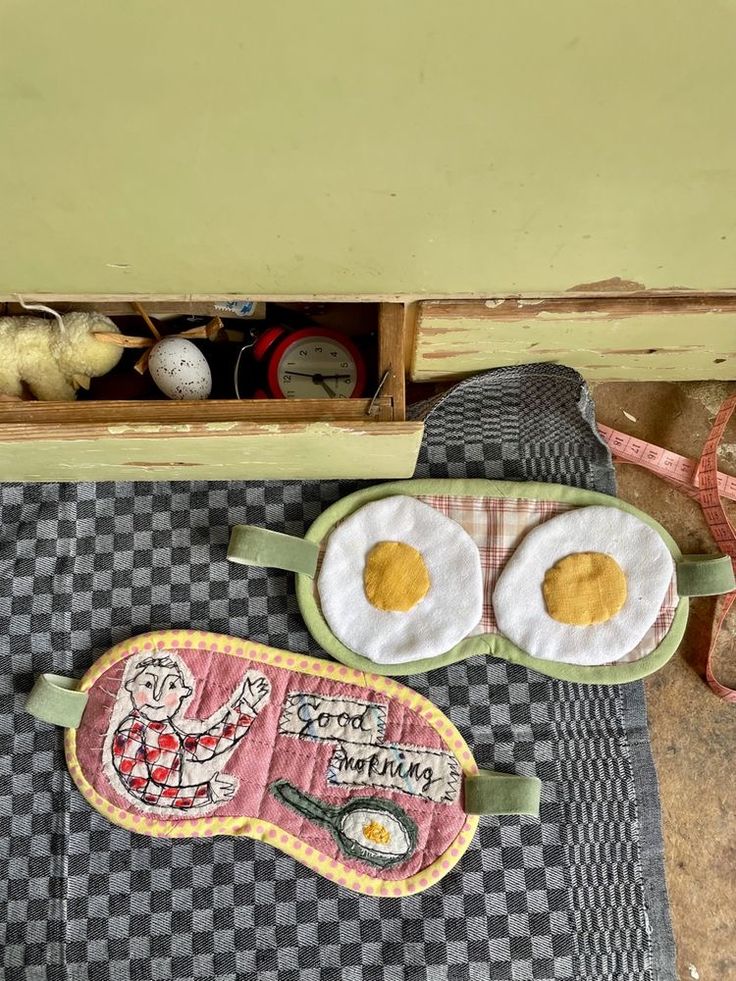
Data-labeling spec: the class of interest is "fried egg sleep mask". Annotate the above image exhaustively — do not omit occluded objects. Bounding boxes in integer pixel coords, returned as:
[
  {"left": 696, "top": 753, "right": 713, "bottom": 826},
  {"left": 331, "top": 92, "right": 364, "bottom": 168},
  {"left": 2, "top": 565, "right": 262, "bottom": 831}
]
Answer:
[
  {"left": 227, "top": 479, "right": 735, "bottom": 684},
  {"left": 26, "top": 631, "right": 541, "bottom": 897}
]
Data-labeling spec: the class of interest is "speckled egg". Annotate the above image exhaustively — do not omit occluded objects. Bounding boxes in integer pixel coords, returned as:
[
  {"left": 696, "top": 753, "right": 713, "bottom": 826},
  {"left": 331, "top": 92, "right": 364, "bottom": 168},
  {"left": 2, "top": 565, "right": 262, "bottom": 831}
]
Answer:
[{"left": 149, "top": 337, "right": 212, "bottom": 400}]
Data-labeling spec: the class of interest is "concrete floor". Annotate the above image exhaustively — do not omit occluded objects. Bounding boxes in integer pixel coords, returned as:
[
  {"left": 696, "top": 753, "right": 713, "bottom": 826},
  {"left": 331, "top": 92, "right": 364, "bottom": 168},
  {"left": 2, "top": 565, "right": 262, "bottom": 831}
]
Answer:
[{"left": 592, "top": 381, "right": 736, "bottom": 981}]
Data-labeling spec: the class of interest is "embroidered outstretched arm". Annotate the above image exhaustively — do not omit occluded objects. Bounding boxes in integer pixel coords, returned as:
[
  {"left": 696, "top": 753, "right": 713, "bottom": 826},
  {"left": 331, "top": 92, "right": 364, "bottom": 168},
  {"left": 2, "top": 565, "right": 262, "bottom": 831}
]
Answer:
[{"left": 182, "top": 672, "right": 271, "bottom": 762}]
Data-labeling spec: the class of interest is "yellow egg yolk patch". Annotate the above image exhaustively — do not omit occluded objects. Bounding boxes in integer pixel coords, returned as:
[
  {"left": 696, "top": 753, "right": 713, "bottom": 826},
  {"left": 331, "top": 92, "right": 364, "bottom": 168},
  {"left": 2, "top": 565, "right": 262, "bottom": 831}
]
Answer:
[
  {"left": 362, "top": 820, "right": 391, "bottom": 845},
  {"left": 542, "top": 552, "right": 627, "bottom": 626},
  {"left": 363, "top": 541, "right": 431, "bottom": 612}
]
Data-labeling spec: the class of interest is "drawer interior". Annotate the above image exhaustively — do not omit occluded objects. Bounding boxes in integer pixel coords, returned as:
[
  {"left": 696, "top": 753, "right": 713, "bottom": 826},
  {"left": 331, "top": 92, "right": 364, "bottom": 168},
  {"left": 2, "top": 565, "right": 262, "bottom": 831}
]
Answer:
[
  {"left": 0, "top": 300, "right": 421, "bottom": 481},
  {"left": 0, "top": 299, "right": 405, "bottom": 422}
]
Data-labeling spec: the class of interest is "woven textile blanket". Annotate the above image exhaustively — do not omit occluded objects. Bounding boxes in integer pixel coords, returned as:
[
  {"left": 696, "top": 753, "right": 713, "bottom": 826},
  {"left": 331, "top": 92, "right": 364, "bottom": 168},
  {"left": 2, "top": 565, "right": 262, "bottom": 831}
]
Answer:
[{"left": 0, "top": 363, "right": 675, "bottom": 981}]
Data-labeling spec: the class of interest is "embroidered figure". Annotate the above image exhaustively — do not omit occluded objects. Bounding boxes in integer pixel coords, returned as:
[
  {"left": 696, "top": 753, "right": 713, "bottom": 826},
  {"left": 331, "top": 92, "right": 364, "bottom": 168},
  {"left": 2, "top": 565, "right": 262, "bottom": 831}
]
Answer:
[{"left": 108, "top": 654, "right": 270, "bottom": 812}]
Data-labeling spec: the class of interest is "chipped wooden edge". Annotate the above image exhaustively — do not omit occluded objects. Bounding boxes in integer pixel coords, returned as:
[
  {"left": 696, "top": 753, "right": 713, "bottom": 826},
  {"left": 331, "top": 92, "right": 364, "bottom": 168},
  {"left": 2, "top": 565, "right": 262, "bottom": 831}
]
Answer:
[
  {"left": 376, "top": 303, "right": 407, "bottom": 421},
  {"left": 4, "top": 289, "right": 736, "bottom": 307},
  {"left": 0, "top": 398, "right": 393, "bottom": 426},
  {"left": 412, "top": 296, "right": 736, "bottom": 382},
  {"left": 0, "top": 419, "right": 424, "bottom": 443},
  {"left": 418, "top": 295, "right": 736, "bottom": 322}
]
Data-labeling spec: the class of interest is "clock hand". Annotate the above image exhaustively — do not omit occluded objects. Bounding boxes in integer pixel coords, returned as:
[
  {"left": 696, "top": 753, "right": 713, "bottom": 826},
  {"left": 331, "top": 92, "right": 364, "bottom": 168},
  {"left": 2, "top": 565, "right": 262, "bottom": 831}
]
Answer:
[
  {"left": 319, "top": 379, "right": 337, "bottom": 397},
  {"left": 284, "top": 372, "right": 352, "bottom": 380}
]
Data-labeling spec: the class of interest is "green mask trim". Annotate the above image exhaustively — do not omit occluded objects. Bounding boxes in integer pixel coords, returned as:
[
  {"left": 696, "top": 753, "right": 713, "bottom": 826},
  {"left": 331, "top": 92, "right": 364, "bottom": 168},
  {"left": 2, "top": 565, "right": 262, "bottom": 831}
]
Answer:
[
  {"left": 297, "top": 479, "right": 691, "bottom": 682},
  {"left": 228, "top": 478, "right": 727, "bottom": 684},
  {"left": 228, "top": 524, "right": 319, "bottom": 578},
  {"left": 26, "top": 673, "right": 88, "bottom": 729},
  {"left": 676, "top": 554, "right": 735, "bottom": 597},
  {"left": 464, "top": 770, "right": 542, "bottom": 817}
]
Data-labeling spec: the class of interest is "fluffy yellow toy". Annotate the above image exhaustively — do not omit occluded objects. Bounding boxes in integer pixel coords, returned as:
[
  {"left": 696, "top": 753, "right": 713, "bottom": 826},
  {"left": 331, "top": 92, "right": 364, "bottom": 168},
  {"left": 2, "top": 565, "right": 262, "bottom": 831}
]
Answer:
[{"left": 0, "top": 312, "right": 124, "bottom": 401}]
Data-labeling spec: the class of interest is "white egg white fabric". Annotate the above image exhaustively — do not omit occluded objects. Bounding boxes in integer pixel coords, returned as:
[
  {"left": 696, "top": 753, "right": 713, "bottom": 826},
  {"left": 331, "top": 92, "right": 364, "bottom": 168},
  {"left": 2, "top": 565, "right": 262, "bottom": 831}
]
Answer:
[
  {"left": 317, "top": 496, "right": 483, "bottom": 665},
  {"left": 492, "top": 506, "right": 675, "bottom": 665}
]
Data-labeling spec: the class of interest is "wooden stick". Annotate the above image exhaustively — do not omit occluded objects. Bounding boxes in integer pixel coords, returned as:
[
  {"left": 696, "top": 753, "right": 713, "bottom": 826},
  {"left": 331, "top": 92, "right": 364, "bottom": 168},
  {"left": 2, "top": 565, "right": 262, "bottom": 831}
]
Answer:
[
  {"left": 134, "top": 348, "right": 153, "bottom": 375},
  {"left": 98, "top": 315, "right": 224, "bottom": 351},
  {"left": 205, "top": 316, "right": 225, "bottom": 341},
  {"left": 376, "top": 302, "right": 406, "bottom": 421},
  {"left": 177, "top": 316, "right": 225, "bottom": 342},
  {"left": 93, "top": 331, "right": 154, "bottom": 349},
  {"left": 133, "top": 302, "right": 162, "bottom": 341}
]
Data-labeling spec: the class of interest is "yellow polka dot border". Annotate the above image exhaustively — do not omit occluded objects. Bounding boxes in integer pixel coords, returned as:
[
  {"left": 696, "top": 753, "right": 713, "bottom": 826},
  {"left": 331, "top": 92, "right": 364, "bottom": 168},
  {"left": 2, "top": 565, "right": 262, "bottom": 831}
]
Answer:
[{"left": 65, "top": 629, "right": 480, "bottom": 897}]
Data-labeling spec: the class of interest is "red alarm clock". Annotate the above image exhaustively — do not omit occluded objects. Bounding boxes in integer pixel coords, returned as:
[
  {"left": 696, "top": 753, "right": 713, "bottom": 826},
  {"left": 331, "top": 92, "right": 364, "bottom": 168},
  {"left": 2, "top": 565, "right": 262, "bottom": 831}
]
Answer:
[{"left": 252, "top": 326, "right": 367, "bottom": 400}]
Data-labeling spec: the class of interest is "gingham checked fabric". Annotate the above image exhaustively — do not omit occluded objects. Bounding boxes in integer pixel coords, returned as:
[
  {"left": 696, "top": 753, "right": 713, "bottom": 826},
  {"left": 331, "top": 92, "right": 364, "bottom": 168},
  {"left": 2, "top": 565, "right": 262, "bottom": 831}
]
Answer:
[
  {"left": 111, "top": 705, "right": 256, "bottom": 810},
  {"left": 0, "top": 363, "right": 676, "bottom": 981},
  {"left": 414, "top": 494, "right": 679, "bottom": 663}
]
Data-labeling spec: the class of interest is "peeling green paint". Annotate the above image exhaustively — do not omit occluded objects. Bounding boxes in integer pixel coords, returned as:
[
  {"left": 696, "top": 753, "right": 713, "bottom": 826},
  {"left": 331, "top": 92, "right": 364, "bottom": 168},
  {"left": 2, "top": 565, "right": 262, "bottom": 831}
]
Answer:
[{"left": 0, "top": 427, "right": 424, "bottom": 481}]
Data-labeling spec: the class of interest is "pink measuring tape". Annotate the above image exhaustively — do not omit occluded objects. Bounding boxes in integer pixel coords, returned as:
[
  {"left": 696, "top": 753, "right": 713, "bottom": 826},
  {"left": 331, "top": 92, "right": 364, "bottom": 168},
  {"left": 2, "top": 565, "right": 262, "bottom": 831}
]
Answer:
[{"left": 599, "top": 392, "right": 736, "bottom": 702}]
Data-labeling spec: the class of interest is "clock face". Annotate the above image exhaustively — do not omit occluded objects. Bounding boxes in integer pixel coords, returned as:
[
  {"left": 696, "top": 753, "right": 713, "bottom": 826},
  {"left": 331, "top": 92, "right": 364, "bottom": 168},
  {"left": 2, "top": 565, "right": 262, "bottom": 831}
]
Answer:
[{"left": 273, "top": 333, "right": 363, "bottom": 399}]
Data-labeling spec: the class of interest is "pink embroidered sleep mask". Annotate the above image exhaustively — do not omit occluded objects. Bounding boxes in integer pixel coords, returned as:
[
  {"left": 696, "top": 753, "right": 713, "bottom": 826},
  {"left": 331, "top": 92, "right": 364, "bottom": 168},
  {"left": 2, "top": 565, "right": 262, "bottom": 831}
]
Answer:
[
  {"left": 26, "top": 630, "right": 541, "bottom": 896},
  {"left": 227, "top": 479, "right": 736, "bottom": 684}
]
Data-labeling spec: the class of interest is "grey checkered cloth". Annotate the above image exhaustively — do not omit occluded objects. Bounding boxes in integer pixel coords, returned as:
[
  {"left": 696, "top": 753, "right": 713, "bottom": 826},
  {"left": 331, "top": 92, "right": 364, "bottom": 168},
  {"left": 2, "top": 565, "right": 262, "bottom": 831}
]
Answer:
[{"left": 0, "top": 363, "right": 675, "bottom": 981}]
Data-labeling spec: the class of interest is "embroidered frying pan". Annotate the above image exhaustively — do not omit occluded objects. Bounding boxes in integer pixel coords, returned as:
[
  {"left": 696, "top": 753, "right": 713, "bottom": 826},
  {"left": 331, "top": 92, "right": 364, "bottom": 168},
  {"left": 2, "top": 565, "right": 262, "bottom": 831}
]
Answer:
[
  {"left": 26, "top": 630, "right": 541, "bottom": 896},
  {"left": 227, "top": 479, "right": 736, "bottom": 683}
]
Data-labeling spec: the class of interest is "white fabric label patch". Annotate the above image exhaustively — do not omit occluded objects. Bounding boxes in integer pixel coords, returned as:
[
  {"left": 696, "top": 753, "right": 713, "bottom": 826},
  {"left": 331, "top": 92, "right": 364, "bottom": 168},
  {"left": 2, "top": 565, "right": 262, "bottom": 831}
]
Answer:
[
  {"left": 278, "top": 692, "right": 387, "bottom": 745},
  {"left": 279, "top": 689, "right": 460, "bottom": 804},
  {"left": 328, "top": 742, "right": 461, "bottom": 804}
]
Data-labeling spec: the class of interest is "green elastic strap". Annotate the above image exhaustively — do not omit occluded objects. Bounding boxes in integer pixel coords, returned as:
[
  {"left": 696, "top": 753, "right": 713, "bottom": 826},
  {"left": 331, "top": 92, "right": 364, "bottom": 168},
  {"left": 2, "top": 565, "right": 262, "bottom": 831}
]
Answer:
[
  {"left": 228, "top": 525, "right": 319, "bottom": 578},
  {"left": 676, "top": 554, "right": 736, "bottom": 597},
  {"left": 464, "top": 770, "right": 542, "bottom": 817},
  {"left": 26, "top": 673, "right": 88, "bottom": 729}
]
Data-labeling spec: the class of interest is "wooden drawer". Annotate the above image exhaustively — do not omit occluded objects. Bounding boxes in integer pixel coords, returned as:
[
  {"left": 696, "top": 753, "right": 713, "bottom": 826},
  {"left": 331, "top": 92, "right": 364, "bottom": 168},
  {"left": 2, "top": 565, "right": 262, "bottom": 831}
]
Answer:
[
  {"left": 411, "top": 297, "right": 736, "bottom": 383},
  {"left": 0, "top": 302, "right": 423, "bottom": 482}
]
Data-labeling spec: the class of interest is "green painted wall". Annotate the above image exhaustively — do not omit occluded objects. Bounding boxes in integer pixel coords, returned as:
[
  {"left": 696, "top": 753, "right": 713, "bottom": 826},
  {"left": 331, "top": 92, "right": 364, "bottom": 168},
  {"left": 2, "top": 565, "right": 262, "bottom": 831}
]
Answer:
[{"left": 2, "top": 1, "right": 735, "bottom": 295}]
